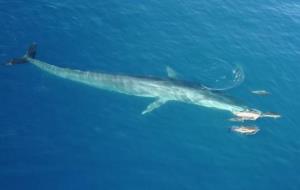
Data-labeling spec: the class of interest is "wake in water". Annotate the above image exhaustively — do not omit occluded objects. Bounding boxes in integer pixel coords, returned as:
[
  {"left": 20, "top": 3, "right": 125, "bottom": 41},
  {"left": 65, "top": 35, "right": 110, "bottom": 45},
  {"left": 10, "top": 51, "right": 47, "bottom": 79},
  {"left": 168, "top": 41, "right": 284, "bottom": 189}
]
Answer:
[
  {"left": 202, "top": 64, "right": 245, "bottom": 91},
  {"left": 189, "top": 57, "right": 245, "bottom": 92}
]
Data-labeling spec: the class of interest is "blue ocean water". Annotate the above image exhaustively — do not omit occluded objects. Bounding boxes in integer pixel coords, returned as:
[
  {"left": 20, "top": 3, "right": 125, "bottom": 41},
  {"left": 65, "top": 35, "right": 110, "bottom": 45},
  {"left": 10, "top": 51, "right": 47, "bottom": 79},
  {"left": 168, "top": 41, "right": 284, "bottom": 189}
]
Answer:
[{"left": 1, "top": 0, "right": 300, "bottom": 189}]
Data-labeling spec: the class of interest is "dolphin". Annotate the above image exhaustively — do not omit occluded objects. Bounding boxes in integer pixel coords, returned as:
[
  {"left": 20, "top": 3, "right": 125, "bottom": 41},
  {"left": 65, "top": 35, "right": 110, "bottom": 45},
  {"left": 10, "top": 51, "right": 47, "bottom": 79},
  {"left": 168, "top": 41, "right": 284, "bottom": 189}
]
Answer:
[
  {"left": 251, "top": 90, "right": 270, "bottom": 96},
  {"left": 231, "top": 126, "right": 260, "bottom": 135},
  {"left": 8, "top": 43, "right": 277, "bottom": 119}
]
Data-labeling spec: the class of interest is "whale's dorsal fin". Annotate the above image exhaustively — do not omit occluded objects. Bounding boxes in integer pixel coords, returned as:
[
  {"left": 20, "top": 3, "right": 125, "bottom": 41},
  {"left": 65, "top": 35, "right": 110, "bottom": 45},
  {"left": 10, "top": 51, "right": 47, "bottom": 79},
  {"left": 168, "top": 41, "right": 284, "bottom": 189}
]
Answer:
[
  {"left": 142, "top": 98, "right": 168, "bottom": 115},
  {"left": 166, "top": 66, "right": 178, "bottom": 79}
]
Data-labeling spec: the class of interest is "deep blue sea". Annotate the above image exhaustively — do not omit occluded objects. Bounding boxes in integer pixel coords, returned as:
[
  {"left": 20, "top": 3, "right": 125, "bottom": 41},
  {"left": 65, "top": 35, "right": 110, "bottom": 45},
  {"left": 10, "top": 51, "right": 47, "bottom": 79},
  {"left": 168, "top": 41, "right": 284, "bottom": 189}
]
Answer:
[{"left": 1, "top": 0, "right": 300, "bottom": 189}]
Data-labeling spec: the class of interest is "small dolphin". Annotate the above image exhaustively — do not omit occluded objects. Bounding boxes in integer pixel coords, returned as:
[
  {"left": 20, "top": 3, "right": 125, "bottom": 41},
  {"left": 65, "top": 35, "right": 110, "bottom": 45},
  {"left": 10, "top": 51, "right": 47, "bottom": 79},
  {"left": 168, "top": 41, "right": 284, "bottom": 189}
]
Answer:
[
  {"left": 230, "top": 110, "right": 281, "bottom": 122},
  {"left": 231, "top": 126, "right": 260, "bottom": 135},
  {"left": 230, "top": 110, "right": 261, "bottom": 121},
  {"left": 251, "top": 90, "right": 270, "bottom": 96}
]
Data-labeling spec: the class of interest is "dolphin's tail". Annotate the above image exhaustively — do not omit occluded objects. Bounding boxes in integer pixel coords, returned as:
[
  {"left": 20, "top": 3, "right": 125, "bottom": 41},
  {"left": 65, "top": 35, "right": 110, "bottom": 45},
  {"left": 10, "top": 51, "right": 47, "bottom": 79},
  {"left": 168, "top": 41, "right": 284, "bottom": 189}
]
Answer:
[{"left": 7, "top": 43, "right": 37, "bottom": 65}]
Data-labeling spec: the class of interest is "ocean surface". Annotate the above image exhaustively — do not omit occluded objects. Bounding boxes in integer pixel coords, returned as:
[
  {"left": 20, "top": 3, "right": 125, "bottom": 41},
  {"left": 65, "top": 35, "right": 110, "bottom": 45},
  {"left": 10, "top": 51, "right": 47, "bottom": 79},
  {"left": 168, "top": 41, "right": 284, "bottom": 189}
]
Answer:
[{"left": 1, "top": 0, "right": 300, "bottom": 189}]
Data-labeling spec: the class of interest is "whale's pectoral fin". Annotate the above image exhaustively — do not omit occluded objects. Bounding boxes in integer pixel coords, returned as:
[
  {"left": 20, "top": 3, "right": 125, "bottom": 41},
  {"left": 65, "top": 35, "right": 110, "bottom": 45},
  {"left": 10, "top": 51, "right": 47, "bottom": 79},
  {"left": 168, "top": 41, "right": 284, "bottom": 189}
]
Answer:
[
  {"left": 166, "top": 66, "right": 178, "bottom": 79},
  {"left": 142, "top": 99, "right": 168, "bottom": 115}
]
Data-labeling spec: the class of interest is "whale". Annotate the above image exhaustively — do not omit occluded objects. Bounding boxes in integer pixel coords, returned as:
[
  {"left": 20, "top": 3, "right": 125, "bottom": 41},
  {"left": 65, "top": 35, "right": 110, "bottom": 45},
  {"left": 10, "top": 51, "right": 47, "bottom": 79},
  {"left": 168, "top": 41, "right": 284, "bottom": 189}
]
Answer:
[{"left": 8, "top": 43, "right": 277, "bottom": 119}]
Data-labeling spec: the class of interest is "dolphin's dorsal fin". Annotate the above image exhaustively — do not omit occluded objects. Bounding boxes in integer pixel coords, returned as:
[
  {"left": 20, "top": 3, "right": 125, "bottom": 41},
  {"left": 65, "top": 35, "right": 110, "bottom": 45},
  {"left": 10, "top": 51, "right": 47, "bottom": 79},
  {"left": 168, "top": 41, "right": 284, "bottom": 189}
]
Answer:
[
  {"left": 166, "top": 66, "right": 178, "bottom": 79},
  {"left": 142, "top": 99, "right": 168, "bottom": 115}
]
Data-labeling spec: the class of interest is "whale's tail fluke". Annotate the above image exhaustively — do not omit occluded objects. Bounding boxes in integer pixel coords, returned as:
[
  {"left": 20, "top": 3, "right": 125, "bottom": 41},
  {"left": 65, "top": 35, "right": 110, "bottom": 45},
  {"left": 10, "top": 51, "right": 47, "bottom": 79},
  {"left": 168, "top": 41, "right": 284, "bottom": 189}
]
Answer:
[{"left": 7, "top": 43, "right": 37, "bottom": 65}]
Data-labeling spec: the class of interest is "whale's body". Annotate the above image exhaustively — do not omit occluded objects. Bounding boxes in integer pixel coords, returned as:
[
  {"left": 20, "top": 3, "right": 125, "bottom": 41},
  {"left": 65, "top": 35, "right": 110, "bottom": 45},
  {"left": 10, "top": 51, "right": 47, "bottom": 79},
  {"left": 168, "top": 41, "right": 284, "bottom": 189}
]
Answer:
[{"left": 26, "top": 57, "right": 246, "bottom": 115}]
